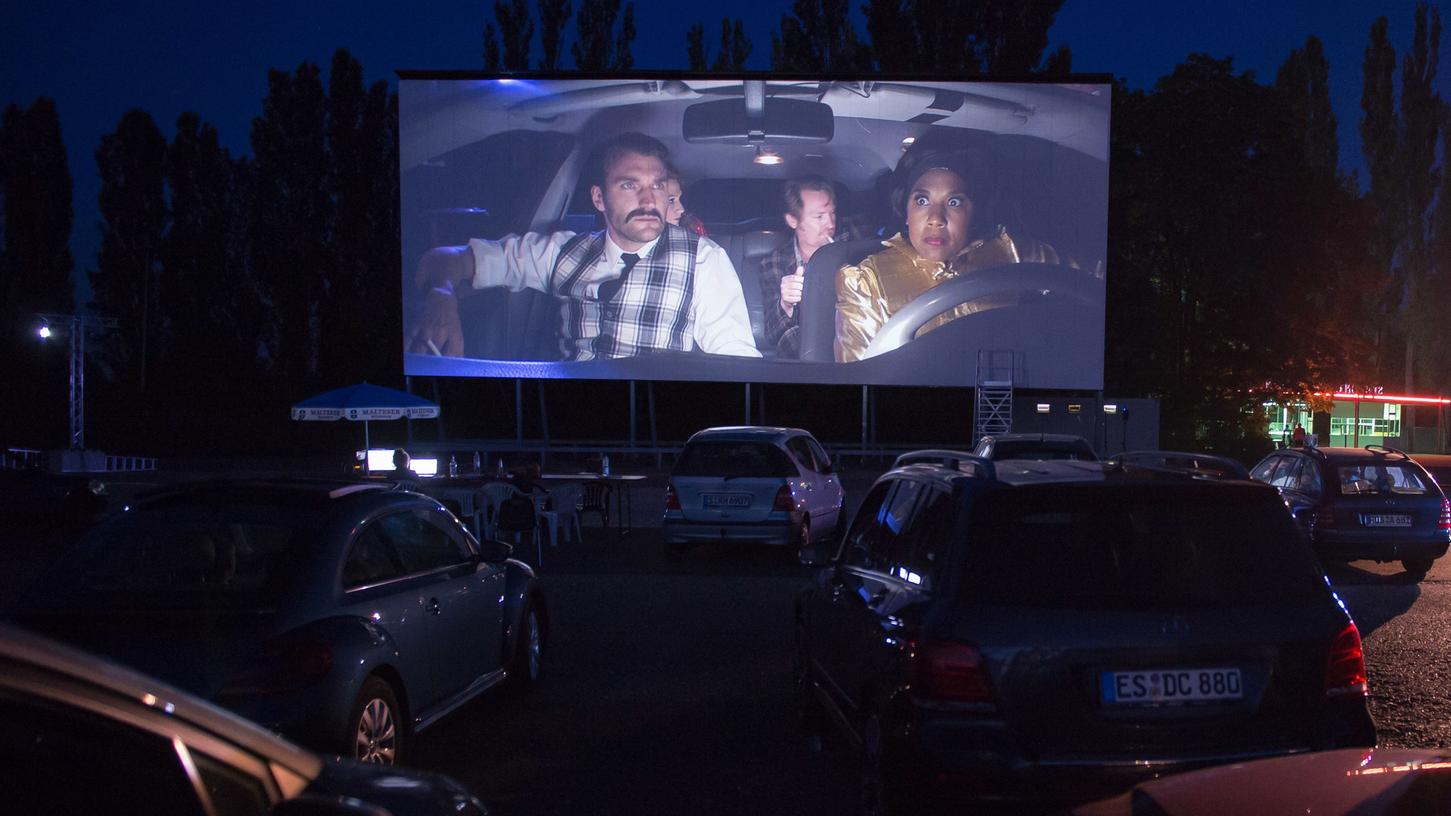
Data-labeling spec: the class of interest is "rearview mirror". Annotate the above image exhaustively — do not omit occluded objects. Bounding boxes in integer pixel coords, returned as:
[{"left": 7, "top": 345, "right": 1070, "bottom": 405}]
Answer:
[{"left": 683, "top": 98, "right": 834, "bottom": 144}]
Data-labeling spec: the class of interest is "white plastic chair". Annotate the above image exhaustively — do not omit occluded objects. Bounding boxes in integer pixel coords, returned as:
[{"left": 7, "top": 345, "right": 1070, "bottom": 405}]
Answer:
[
  {"left": 488, "top": 482, "right": 542, "bottom": 566},
  {"left": 538, "top": 483, "right": 583, "bottom": 548},
  {"left": 479, "top": 482, "right": 518, "bottom": 540}
]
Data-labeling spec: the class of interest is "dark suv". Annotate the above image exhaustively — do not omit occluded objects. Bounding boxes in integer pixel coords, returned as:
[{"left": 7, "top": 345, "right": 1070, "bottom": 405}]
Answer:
[
  {"left": 1249, "top": 445, "right": 1451, "bottom": 577},
  {"left": 794, "top": 456, "right": 1375, "bottom": 814},
  {"left": 972, "top": 432, "right": 1098, "bottom": 462}
]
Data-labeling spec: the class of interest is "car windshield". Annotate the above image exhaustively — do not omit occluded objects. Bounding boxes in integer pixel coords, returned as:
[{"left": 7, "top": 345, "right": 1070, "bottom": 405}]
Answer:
[
  {"left": 961, "top": 486, "right": 1325, "bottom": 610},
  {"left": 62, "top": 505, "right": 311, "bottom": 611},
  {"left": 674, "top": 441, "right": 796, "bottom": 478},
  {"left": 1337, "top": 464, "right": 1429, "bottom": 496}
]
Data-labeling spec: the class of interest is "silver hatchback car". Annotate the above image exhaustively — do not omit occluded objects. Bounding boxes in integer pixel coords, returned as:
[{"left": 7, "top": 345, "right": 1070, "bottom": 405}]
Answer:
[{"left": 663, "top": 427, "right": 844, "bottom": 553}]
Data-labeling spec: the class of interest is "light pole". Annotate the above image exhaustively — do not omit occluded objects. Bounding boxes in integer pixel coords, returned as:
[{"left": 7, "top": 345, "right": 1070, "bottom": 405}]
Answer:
[{"left": 36, "top": 313, "right": 118, "bottom": 451}]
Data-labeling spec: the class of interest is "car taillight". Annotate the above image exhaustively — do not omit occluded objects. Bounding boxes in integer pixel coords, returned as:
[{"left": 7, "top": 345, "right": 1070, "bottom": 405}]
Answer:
[
  {"left": 1439, "top": 499, "right": 1450, "bottom": 536},
  {"left": 909, "top": 638, "right": 993, "bottom": 703},
  {"left": 219, "top": 633, "right": 334, "bottom": 697},
  {"left": 1324, "top": 622, "right": 1367, "bottom": 698},
  {"left": 773, "top": 485, "right": 795, "bottom": 512},
  {"left": 664, "top": 483, "right": 681, "bottom": 511}
]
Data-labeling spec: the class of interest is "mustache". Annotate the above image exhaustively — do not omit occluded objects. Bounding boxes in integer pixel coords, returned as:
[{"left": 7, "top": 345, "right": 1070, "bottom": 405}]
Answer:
[{"left": 627, "top": 208, "right": 662, "bottom": 221}]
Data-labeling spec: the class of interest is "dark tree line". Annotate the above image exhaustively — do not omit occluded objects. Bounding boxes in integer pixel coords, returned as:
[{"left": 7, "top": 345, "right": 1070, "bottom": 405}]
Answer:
[
  {"left": 1, "top": 49, "right": 398, "bottom": 453},
  {"left": 2, "top": 4, "right": 1447, "bottom": 456}
]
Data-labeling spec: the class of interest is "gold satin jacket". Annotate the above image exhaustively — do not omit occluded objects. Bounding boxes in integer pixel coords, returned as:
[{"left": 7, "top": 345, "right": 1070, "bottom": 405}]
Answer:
[{"left": 834, "top": 227, "right": 1072, "bottom": 362}]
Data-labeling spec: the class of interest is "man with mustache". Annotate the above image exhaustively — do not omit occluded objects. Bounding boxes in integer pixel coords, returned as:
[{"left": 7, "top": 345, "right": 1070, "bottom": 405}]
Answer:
[{"left": 409, "top": 132, "right": 759, "bottom": 360}]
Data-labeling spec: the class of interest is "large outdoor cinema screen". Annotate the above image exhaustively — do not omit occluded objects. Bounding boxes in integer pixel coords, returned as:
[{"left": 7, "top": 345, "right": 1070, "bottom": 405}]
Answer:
[{"left": 400, "top": 76, "right": 1110, "bottom": 389}]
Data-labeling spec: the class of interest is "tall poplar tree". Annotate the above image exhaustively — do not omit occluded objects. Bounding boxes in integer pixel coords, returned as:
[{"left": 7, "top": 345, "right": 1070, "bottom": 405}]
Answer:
[
  {"left": 539, "top": 0, "right": 572, "bottom": 71},
  {"left": 0, "top": 98, "right": 74, "bottom": 446},
  {"left": 92, "top": 109, "right": 167, "bottom": 391},
  {"left": 495, "top": 0, "right": 535, "bottom": 72}
]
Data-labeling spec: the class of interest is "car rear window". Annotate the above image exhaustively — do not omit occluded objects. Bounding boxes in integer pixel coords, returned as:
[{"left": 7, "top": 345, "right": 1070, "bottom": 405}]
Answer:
[
  {"left": 1336, "top": 464, "right": 1430, "bottom": 496},
  {"left": 992, "top": 441, "right": 1094, "bottom": 461},
  {"left": 62, "top": 505, "right": 309, "bottom": 610},
  {"left": 673, "top": 441, "right": 796, "bottom": 478},
  {"left": 960, "top": 485, "right": 1325, "bottom": 610}
]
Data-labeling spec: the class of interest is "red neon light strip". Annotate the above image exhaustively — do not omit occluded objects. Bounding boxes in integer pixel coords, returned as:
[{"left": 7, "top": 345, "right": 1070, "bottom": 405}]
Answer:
[{"left": 1327, "top": 392, "right": 1451, "bottom": 405}]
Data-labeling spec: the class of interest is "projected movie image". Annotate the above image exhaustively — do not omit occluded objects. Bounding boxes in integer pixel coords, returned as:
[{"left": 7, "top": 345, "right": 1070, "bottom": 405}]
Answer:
[{"left": 401, "top": 77, "right": 1110, "bottom": 389}]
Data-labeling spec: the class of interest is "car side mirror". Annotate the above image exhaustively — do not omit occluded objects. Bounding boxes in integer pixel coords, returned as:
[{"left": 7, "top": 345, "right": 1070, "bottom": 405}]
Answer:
[{"left": 476, "top": 538, "right": 515, "bottom": 564}]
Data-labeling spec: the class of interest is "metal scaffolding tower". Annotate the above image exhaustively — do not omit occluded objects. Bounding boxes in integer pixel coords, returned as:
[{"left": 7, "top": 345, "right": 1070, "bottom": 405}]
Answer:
[{"left": 974, "top": 350, "right": 1015, "bottom": 441}]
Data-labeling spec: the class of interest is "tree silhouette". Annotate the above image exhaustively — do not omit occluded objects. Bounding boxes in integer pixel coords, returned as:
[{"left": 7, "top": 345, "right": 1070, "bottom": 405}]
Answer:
[
  {"left": 0, "top": 98, "right": 74, "bottom": 447},
  {"left": 572, "top": 0, "right": 621, "bottom": 71},
  {"left": 613, "top": 2, "right": 636, "bottom": 70},
  {"left": 1398, "top": 4, "right": 1441, "bottom": 398},
  {"left": 483, "top": 24, "right": 502, "bottom": 71},
  {"left": 1276, "top": 36, "right": 1338, "bottom": 177},
  {"left": 92, "top": 109, "right": 167, "bottom": 390},
  {"left": 251, "top": 61, "right": 331, "bottom": 385},
  {"left": 539, "top": 0, "right": 572, "bottom": 71},
  {"left": 772, "top": 0, "right": 868, "bottom": 72},
  {"left": 495, "top": 0, "right": 534, "bottom": 72},
  {"left": 686, "top": 17, "right": 750, "bottom": 71}
]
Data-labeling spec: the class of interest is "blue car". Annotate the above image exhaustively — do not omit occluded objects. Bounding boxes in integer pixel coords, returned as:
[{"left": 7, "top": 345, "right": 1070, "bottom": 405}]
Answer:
[{"left": 13, "top": 478, "right": 547, "bottom": 765}]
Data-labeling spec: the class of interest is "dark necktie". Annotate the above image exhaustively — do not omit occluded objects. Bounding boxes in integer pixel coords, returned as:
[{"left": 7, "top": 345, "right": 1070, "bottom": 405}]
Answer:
[{"left": 597, "top": 252, "right": 640, "bottom": 306}]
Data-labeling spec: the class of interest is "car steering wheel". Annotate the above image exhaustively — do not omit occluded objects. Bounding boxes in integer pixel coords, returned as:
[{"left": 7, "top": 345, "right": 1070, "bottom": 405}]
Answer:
[{"left": 861, "top": 262, "right": 1105, "bottom": 359}]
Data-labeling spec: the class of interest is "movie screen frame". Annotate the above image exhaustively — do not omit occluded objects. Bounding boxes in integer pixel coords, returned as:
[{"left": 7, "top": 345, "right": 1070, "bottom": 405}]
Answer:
[{"left": 400, "top": 75, "right": 1110, "bottom": 389}]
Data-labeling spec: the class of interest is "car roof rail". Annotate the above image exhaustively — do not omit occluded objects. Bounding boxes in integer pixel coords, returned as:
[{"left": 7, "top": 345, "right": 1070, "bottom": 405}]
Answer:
[
  {"left": 892, "top": 449, "right": 996, "bottom": 481},
  {"left": 1106, "top": 450, "right": 1249, "bottom": 480},
  {"left": 1365, "top": 444, "right": 1409, "bottom": 459}
]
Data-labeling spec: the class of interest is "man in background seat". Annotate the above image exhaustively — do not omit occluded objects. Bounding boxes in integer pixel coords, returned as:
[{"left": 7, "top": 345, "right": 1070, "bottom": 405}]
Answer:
[{"left": 760, "top": 176, "right": 854, "bottom": 358}]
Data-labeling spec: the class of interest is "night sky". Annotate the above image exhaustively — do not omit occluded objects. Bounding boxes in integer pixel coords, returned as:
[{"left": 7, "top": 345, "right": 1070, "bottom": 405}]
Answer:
[{"left": 2, "top": 0, "right": 1446, "bottom": 289}]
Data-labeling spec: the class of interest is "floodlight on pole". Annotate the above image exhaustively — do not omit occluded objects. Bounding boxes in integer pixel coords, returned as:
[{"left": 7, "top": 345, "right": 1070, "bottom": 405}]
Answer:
[{"left": 35, "top": 313, "right": 118, "bottom": 451}]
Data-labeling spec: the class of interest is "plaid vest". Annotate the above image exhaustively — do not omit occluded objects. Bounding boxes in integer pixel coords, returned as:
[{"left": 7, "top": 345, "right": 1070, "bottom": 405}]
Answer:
[{"left": 551, "top": 225, "right": 699, "bottom": 360}]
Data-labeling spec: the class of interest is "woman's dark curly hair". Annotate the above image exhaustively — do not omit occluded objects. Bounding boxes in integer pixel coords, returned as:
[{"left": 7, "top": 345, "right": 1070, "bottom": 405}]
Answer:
[{"left": 890, "top": 129, "right": 997, "bottom": 239}]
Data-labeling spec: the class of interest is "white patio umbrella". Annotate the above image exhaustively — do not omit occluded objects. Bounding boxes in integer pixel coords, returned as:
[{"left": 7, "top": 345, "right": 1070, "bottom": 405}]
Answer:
[{"left": 290, "top": 382, "right": 440, "bottom": 451}]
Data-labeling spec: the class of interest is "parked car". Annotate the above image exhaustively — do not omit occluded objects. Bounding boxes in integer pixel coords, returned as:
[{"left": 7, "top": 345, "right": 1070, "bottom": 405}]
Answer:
[
  {"left": 0, "top": 622, "right": 489, "bottom": 815},
  {"left": 1068, "top": 746, "right": 1451, "bottom": 816},
  {"left": 1105, "top": 450, "right": 1250, "bottom": 480},
  {"left": 663, "top": 426, "right": 844, "bottom": 553},
  {"left": 795, "top": 455, "right": 1375, "bottom": 814},
  {"left": 11, "top": 478, "right": 547, "bottom": 765},
  {"left": 1249, "top": 445, "right": 1451, "bottom": 577},
  {"left": 972, "top": 432, "right": 1099, "bottom": 461},
  {"left": 1414, "top": 453, "right": 1451, "bottom": 491}
]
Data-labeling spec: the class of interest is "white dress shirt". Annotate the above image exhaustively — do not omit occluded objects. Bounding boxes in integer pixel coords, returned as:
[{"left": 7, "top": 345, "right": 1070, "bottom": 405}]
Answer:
[{"left": 467, "top": 230, "right": 762, "bottom": 358}]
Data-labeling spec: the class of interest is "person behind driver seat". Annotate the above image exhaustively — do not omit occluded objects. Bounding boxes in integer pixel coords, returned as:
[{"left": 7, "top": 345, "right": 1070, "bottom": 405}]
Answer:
[{"left": 833, "top": 130, "right": 1079, "bottom": 362}]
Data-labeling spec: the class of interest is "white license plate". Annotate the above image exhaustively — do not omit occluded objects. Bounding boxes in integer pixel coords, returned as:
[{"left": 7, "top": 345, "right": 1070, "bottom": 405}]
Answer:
[
  {"left": 1361, "top": 514, "right": 1412, "bottom": 527},
  {"left": 1101, "top": 668, "right": 1243, "bottom": 706},
  {"left": 703, "top": 493, "right": 751, "bottom": 508}
]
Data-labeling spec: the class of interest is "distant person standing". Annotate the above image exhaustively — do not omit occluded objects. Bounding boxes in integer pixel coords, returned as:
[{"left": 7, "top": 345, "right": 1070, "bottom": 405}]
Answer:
[
  {"left": 387, "top": 448, "right": 422, "bottom": 491},
  {"left": 1291, "top": 423, "right": 1307, "bottom": 446}
]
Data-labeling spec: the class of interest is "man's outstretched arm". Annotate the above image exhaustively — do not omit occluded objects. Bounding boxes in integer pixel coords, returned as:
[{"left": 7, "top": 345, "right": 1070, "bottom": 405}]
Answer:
[{"left": 407, "top": 245, "right": 475, "bottom": 356}]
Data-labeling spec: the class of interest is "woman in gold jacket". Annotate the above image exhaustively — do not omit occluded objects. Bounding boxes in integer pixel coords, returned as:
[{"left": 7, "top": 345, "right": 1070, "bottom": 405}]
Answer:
[{"left": 834, "top": 139, "right": 1070, "bottom": 363}]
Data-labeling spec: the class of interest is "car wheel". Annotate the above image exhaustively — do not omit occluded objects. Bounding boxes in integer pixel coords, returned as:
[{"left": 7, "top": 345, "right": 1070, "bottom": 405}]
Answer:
[
  {"left": 1402, "top": 557, "right": 1434, "bottom": 578},
  {"left": 507, "top": 601, "right": 543, "bottom": 690},
  {"left": 348, "top": 677, "right": 401, "bottom": 765}
]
